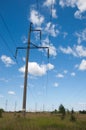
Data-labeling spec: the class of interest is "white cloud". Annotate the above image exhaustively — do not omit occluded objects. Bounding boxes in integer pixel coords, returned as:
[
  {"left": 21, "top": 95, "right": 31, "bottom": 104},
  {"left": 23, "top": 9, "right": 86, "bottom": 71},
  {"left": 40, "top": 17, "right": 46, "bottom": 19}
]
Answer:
[
  {"left": 75, "top": 45, "right": 86, "bottom": 57},
  {"left": 76, "top": 0, "right": 86, "bottom": 12},
  {"left": 22, "top": 57, "right": 25, "bottom": 62},
  {"left": 45, "top": 22, "right": 59, "bottom": 37},
  {"left": 43, "top": 0, "right": 57, "bottom": 18},
  {"left": 20, "top": 85, "right": 24, "bottom": 88},
  {"left": 59, "top": 0, "right": 65, "bottom": 7},
  {"left": 59, "top": 46, "right": 76, "bottom": 56},
  {"left": 21, "top": 36, "right": 27, "bottom": 44},
  {"left": 59, "top": 0, "right": 86, "bottom": 19},
  {"left": 52, "top": 8, "right": 57, "bottom": 18},
  {"left": 42, "top": 38, "right": 57, "bottom": 57},
  {"left": 75, "top": 64, "right": 79, "bottom": 68},
  {"left": 56, "top": 73, "right": 64, "bottom": 78},
  {"left": 79, "top": 59, "right": 86, "bottom": 70},
  {"left": 75, "top": 28, "right": 86, "bottom": 44},
  {"left": 19, "top": 62, "right": 54, "bottom": 76},
  {"left": 74, "top": 10, "right": 83, "bottom": 19},
  {"left": 64, "top": 70, "right": 68, "bottom": 74},
  {"left": 59, "top": 0, "right": 75, "bottom": 8},
  {"left": 59, "top": 45, "right": 86, "bottom": 57},
  {"left": 47, "top": 63, "right": 54, "bottom": 70},
  {"left": 54, "top": 82, "right": 59, "bottom": 87},
  {"left": 43, "top": 0, "right": 56, "bottom": 7},
  {"left": 30, "top": 9, "right": 44, "bottom": 26},
  {"left": 8, "top": 91, "right": 15, "bottom": 95},
  {"left": 63, "top": 32, "right": 68, "bottom": 38},
  {"left": 1, "top": 55, "right": 15, "bottom": 67},
  {"left": 71, "top": 72, "right": 76, "bottom": 76}
]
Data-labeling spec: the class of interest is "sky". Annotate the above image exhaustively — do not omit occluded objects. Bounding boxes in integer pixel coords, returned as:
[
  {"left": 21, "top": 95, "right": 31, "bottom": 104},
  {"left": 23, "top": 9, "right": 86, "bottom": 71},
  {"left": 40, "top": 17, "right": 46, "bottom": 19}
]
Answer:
[{"left": 0, "top": 0, "right": 86, "bottom": 112}]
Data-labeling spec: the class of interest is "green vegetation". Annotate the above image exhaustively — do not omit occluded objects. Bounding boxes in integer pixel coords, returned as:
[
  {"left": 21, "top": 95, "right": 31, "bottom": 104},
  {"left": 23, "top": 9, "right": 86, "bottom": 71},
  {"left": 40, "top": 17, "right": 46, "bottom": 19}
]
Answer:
[
  {"left": 0, "top": 108, "right": 4, "bottom": 118},
  {"left": 0, "top": 112, "right": 86, "bottom": 130},
  {"left": 58, "top": 104, "right": 66, "bottom": 120},
  {"left": 0, "top": 105, "right": 86, "bottom": 130}
]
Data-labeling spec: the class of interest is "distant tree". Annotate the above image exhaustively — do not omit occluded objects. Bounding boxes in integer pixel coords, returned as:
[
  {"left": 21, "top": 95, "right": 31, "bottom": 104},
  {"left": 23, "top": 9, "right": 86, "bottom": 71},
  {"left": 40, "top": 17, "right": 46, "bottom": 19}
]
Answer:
[
  {"left": 51, "top": 109, "right": 58, "bottom": 114},
  {"left": 59, "top": 104, "right": 66, "bottom": 115},
  {"left": 79, "top": 110, "right": 86, "bottom": 114},
  {"left": 70, "top": 108, "right": 76, "bottom": 122},
  {"left": 0, "top": 108, "right": 4, "bottom": 118},
  {"left": 58, "top": 104, "right": 66, "bottom": 119},
  {"left": 71, "top": 108, "right": 74, "bottom": 114}
]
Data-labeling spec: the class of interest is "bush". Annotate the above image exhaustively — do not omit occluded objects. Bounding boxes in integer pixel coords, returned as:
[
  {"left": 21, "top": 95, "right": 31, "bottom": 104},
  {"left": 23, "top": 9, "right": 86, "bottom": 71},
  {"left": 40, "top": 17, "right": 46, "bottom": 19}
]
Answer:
[
  {"left": 51, "top": 109, "right": 58, "bottom": 114},
  {"left": 70, "top": 114, "right": 76, "bottom": 122}
]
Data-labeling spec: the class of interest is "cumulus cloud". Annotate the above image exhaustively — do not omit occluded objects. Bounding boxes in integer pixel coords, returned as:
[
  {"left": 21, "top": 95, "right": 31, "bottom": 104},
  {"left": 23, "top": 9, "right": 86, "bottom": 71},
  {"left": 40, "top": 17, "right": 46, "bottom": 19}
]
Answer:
[
  {"left": 30, "top": 9, "right": 44, "bottom": 26},
  {"left": 43, "top": 0, "right": 56, "bottom": 7},
  {"left": 43, "top": 0, "right": 57, "bottom": 18},
  {"left": 19, "top": 62, "right": 54, "bottom": 76},
  {"left": 56, "top": 73, "right": 64, "bottom": 78},
  {"left": 63, "top": 32, "right": 68, "bottom": 38},
  {"left": 75, "top": 45, "right": 86, "bottom": 57},
  {"left": 52, "top": 8, "right": 57, "bottom": 18},
  {"left": 79, "top": 59, "right": 86, "bottom": 70},
  {"left": 59, "top": 46, "right": 76, "bottom": 56},
  {"left": 75, "top": 64, "right": 79, "bottom": 68},
  {"left": 59, "top": 0, "right": 75, "bottom": 8},
  {"left": 42, "top": 38, "right": 57, "bottom": 57},
  {"left": 8, "top": 91, "right": 15, "bottom": 95},
  {"left": 59, "top": 45, "right": 86, "bottom": 57},
  {"left": 1, "top": 55, "right": 15, "bottom": 67},
  {"left": 54, "top": 82, "right": 59, "bottom": 87},
  {"left": 22, "top": 57, "right": 25, "bottom": 62},
  {"left": 64, "top": 70, "right": 68, "bottom": 74},
  {"left": 75, "top": 28, "right": 86, "bottom": 44},
  {"left": 59, "top": 0, "right": 86, "bottom": 19},
  {"left": 45, "top": 22, "right": 59, "bottom": 37},
  {"left": 21, "top": 36, "right": 28, "bottom": 44},
  {"left": 71, "top": 72, "right": 76, "bottom": 76},
  {"left": 74, "top": 10, "right": 83, "bottom": 19}
]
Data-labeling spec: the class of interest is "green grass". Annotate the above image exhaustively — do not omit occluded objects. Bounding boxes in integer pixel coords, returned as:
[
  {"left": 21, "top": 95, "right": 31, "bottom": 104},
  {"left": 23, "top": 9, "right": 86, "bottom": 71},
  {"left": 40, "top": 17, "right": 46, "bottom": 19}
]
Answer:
[{"left": 0, "top": 112, "right": 86, "bottom": 130}]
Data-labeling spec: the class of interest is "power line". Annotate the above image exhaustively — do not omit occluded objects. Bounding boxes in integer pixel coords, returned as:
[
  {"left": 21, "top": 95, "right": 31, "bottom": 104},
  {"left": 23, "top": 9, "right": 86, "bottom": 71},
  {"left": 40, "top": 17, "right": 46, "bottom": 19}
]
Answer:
[
  {"left": 0, "top": 32, "right": 21, "bottom": 68},
  {"left": 36, "top": 0, "right": 39, "bottom": 11},
  {"left": 0, "top": 32, "right": 14, "bottom": 57},
  {"left": 0, "top": 12, "right": 25, "bottom": 68},
  {"left": 0, "top": 12, "right": 17, "bottom": 48}
]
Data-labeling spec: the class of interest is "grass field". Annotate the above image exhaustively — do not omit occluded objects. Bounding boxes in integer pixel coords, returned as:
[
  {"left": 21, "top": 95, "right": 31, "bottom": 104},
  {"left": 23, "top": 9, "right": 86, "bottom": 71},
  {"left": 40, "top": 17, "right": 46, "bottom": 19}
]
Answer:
[{"left": 0, "top": 112, "right": 86, "bottom": 130}]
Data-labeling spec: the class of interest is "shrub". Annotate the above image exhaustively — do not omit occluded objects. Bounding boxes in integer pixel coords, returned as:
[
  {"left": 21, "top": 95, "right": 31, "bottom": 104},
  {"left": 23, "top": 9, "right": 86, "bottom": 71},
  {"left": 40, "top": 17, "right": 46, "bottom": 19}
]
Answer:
[{"left": 70, "top": 114, "right": 76, "bottom": 122}]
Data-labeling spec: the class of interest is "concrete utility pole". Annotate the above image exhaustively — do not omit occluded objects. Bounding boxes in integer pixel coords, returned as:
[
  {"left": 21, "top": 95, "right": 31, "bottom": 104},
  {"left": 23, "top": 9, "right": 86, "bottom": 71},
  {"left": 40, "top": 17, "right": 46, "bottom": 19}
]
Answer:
[
  {"left": 22, "top": 23, "right": 32, "bottom": 116},
  {"left": 15, "top": 22, "right": 49, "bottom": 116}
]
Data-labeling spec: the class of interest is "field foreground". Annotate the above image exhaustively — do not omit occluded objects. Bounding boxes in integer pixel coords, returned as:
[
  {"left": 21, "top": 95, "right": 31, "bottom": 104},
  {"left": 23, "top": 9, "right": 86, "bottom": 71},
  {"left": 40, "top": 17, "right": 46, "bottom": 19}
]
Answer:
[{"left": 0, "top": 112, "right": 86, "bottom": 130}]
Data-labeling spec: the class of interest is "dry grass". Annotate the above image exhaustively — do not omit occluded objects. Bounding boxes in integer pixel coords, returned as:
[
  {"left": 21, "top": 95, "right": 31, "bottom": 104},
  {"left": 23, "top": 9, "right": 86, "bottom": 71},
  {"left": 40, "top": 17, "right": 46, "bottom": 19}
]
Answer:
[{"left": 0, "top": 112, "right": 86, "bottom": 130}]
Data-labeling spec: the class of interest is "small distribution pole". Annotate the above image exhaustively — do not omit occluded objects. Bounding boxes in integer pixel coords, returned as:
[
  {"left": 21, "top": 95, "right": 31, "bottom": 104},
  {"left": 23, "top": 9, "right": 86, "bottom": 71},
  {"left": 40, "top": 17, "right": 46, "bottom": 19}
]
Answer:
[{"left": 15, "top": 22, "right": 49, "bottom": 117}]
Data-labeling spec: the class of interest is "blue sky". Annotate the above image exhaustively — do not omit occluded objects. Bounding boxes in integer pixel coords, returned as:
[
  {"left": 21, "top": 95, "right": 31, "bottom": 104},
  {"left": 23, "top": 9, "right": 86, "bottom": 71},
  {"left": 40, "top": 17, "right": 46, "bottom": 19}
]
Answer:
[{"left": 0, "top": 0, "right": 86, "bottom": 112}]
